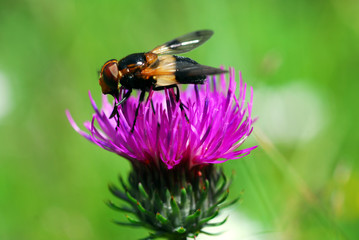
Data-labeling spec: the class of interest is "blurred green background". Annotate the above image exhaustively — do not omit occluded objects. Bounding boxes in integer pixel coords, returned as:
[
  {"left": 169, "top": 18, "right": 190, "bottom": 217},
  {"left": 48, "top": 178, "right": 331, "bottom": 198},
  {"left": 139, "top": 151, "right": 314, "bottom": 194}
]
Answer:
[{"left": 1, "top": 0, "right": 358, "bottom": 239}]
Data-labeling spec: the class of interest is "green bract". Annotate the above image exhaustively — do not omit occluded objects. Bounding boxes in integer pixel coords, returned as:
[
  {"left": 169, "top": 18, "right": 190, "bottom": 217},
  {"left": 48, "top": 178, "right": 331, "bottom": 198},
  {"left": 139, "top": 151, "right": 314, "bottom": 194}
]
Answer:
[{"left": 107, "top": 163, "right": 238, "bottom": 240}]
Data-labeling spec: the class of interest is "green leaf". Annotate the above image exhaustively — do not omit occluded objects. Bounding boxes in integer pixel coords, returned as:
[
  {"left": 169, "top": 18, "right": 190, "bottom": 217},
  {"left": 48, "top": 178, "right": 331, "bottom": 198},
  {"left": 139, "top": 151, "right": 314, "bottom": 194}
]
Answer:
[
  {"left": 170, "top": 196, "right": 180, "bottom": 217},
  {"left": 180, "top": 187, "right": 187, "bottom": 207},
  {"left": 200, "top": 230, "right": 223, "bottom": 236},
  {"left": 137, "top": 201, "right": 147, "bottom": 213},
  {"left": 214, "top": 171, "right": 227, "bottom": 198},
  {"left": 174, "top": 226, "right": 186, "bottom": 234},
  {"left": 112, "top": 220, "right": 143, "bottom": 227},
  {"left": 208, "top": 189, "right": 229, "bottom": 213},
  {"left": 126, "top": 191, "right": 138, "bottom": 205},
  {"left": 199, "top": 209, "right": 219, "bottom": 225},
  {"left": 108, "top": 184, "right": 128, "bottom": 201},
  {"left": 156, "top": 212, "right": 169, "bottom": 225},
  {"left": 185, "top": 209, "right": 201, "bottom": 225},
  {"left": 219, "top": 196, "right": 240, "bottom": 209},
  {"left": 112, "top": 215, "right": 144, "bottom": 226},
  {"left": 196, "top": 180, "right": 209, "bottom": 209},
  {"left": 154, "top": 192, "right": 164, "bottom": 213},
  {"left": 165, "top": 189, "right": 171, "bottom": 203},
  {"left": 119, "top": 176, "right": 129, "bottom": 191},
  {"left": 105, "top": 200, "right": 135, "bottom": 213},
  {"left": 186, "top": 184, "right": 194, "bottom": 211},
  {"left": 136, "top": 202, "right": 157, "bottom": 222},
  {"left": 206, "top": 216, "right": 228, "bottom": 227},
  {"left": 140, "top": 231, "right": 165, "bottom": 240},
  {"left": 138, "top": 182, "right": 149, "bottom": 199},
  {"left": 126, "top": 215, "right": 142, "bottom": 224}
]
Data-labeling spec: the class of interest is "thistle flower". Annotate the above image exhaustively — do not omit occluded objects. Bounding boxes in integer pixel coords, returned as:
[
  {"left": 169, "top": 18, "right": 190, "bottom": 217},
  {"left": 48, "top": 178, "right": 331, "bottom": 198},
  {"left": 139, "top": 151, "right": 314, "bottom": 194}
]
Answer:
[
  {"left": 67, "top": 68, "right": 255, "bottom": 169},
  {"left": 66, "top": 68, "right": 256, "bottom": 239}
]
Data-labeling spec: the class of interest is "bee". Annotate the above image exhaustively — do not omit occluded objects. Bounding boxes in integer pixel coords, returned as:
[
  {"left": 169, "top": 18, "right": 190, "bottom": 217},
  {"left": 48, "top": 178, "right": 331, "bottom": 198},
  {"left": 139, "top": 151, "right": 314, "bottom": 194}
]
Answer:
[{"left": 99, "top": 30, "right": 227, "bottom": 132}]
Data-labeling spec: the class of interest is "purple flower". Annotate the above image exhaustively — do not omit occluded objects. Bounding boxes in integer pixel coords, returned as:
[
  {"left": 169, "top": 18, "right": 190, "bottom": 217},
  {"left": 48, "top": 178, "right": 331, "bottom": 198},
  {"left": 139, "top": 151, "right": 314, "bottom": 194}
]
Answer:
[{"left": 66, "top": 68, "right": 257, "bottom": 169}]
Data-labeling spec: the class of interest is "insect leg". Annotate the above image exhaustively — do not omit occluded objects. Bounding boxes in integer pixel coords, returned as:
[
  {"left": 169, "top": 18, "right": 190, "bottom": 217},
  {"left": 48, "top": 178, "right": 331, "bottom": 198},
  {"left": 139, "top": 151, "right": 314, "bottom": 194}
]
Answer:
[
  {"left": 117, "top": 89, "right": 133, "bottom": 106},
  {"left": 110, "top": 89, "right": 132, "bottom": 119},
  {"left": 146, "top": 86, "right": 156, "bottom": 115},
  {"left": 131, "top": 90, "right": 146, "bottom": 133},
  {"left": 150, "top": 100, "right": 156, "bottom": 114},
  {"left": 174, "top": 85, "right": 189, "bottom": 122},
  {"left": 174, "top": 85, "right": 180, "bottom": 102},
  {"left": 110, "top": 101, "right": 120, "bottom": 128}
]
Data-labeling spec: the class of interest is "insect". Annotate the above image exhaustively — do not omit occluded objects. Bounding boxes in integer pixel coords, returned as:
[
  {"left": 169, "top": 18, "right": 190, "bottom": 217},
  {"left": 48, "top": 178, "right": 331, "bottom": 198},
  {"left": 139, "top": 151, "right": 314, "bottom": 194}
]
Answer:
[{"left": 99, "top": 30, "right": 227, "bottom": 132}]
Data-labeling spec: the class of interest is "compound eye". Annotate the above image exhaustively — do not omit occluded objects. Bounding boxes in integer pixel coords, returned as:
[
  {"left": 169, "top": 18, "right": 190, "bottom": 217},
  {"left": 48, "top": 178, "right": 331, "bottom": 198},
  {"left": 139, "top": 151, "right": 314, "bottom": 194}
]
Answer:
[
  {"left": 99, "top": 60, "right": 119, "bottom": 94},
  {"left": 103, "top": 61, "right": 118, "bottom": 84}
]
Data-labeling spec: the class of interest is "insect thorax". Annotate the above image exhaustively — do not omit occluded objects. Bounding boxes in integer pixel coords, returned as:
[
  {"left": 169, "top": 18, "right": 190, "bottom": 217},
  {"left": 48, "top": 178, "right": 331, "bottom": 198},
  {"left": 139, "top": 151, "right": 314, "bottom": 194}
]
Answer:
[{"left": 118, "top": 53, "right": 146, "bottom": 70}]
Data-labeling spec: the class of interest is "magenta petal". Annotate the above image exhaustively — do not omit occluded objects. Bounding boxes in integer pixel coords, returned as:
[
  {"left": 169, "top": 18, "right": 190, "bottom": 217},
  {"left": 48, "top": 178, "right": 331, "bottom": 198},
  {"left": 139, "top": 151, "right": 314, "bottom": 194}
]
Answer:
[{"left": 66, "top": 110, "right": 92, "bottom": 141}]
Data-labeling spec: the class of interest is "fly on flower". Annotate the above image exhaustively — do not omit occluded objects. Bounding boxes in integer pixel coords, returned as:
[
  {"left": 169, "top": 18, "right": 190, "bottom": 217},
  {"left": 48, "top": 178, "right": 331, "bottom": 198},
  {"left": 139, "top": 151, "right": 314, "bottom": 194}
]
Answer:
[{"left": 98, "top": 30, "right": 227, "bottom": 132}]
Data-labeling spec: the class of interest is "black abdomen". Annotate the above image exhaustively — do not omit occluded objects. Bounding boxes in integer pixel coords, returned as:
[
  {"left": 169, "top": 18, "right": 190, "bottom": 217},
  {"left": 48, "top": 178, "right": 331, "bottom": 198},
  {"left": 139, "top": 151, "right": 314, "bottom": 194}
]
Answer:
[{"left": 174, "top": 56, "right": 206, "bottom": 84}]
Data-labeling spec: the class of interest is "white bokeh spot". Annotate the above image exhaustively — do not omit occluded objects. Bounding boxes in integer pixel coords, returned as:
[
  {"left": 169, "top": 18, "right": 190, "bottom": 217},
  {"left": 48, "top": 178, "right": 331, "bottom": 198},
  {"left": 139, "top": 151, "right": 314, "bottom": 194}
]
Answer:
[
  {"left": 254, "top": 81, "right": 328, "bottom": 143},
  {"left": 0, "top": 72, "right": 11, "bottom": 120},
  {"left": 197, "top": 208, "right": 271, "bottom": 240}
]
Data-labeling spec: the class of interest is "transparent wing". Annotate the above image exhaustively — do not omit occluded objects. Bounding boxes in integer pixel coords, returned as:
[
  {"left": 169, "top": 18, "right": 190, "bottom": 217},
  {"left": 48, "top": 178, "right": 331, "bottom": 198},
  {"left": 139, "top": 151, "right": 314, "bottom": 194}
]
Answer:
[
  {"left": 141, "top": 55, "right": 177, "bottom": 76},
  {"left": 150, "top": 30, "right": 214, "bottom": 55}
]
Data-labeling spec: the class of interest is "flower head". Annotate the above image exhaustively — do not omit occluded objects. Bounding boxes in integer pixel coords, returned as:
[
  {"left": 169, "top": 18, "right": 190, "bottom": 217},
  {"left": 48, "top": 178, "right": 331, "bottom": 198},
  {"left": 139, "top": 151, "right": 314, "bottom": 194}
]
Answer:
[
  {"left": 67, "top": 67, "right": 257, "bottom": 239},
  {"left": 66, "top": 68, "right": 256, "bottom": 169}
]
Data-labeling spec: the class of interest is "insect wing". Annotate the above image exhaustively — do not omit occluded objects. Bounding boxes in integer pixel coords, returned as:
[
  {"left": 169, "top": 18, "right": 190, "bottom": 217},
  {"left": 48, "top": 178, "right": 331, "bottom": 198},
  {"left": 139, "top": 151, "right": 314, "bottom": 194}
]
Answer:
[
  {"left": 155, "top": 63, "right": 227, "bottom": 87},
  {"left": 141, "top": 55, "right": 227, "bottom": 87},
  {"left": 141, "top": 55, "right": 177, "bottom": 76},
  {"left": 164, "top": 61, "right": 225, "bottom": 77},
  {"left": 150, "top": 30, "right": 214, "bottom": 55}
]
